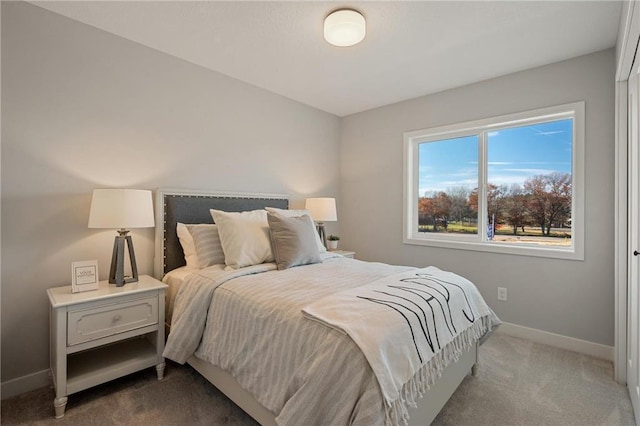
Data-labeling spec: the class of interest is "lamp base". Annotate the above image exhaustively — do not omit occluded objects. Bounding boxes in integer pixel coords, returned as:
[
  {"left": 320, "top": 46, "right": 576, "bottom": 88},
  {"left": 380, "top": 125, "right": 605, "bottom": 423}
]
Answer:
[
  {"left": 109, "top": 234, "right": 139, "bottom": 287},
  {"left": 316, "top": 222, "right": 327, "bottom": 249}
]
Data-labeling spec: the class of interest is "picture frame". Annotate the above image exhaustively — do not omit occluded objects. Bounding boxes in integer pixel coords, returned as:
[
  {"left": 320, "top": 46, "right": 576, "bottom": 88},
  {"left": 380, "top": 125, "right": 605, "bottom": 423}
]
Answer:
[{"left": 71, "top": 260, "right": 99, "bottom": 293}]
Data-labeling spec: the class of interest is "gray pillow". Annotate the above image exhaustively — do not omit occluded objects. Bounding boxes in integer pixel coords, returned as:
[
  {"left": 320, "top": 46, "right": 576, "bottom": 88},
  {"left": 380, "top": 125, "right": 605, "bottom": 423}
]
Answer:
[{"left": 267, "top": 212, "right": 322, "bottom": 270}]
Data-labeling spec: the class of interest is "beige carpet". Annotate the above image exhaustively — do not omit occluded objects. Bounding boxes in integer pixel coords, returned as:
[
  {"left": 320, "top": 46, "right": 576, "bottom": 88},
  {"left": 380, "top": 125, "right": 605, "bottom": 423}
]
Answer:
[{"left": 1, "top": 334, "right": 635, "bottom": 425}]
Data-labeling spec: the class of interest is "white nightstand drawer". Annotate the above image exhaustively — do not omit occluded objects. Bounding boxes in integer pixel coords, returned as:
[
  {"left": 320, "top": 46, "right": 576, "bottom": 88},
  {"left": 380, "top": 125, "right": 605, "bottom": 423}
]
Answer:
[{"left": 67, "top": 296, "right": 158, "bottom": 346}]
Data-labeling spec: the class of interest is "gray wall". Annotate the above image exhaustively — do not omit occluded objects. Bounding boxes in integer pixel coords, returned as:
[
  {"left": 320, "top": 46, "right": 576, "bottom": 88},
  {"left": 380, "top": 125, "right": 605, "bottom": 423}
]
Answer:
[
  {"left": 1, "top": 2, "right": 340, "bottom": 383},
  {"left": 340, "top": 49, "right": 615, "bottom": 346}
]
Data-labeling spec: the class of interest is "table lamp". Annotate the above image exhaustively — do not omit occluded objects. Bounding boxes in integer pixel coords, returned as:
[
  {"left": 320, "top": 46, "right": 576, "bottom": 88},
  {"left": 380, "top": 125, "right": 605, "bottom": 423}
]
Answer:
[
  {"left": 88, "top": 189, "right": 154, "bottom": 286},
  {"left": 305, "top": 197, "right": 337, "bottom": 248}
]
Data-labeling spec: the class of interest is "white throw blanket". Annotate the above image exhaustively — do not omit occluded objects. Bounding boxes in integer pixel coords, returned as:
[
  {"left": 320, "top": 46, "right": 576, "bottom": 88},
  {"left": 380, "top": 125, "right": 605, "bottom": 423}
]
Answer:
[{"left": 303, "top": 266, "right": 500, "bottom": 425}]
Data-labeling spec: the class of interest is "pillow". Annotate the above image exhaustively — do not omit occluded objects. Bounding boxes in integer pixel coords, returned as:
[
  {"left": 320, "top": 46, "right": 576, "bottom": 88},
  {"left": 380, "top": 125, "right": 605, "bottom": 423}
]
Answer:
[
  {"left": 176, "top": 223, "right": 198, "bottom": 267},
  {"left": 210, "top": 209, "right": 274, "bottom": 269},
  {"left": 267, "top": 212, "right": 322, "bottom": 270},
  {"left": 264, "top": 207, "right": 327, "bottom": 253},
  {"left": 188, "top": 224, "right": 225, "bottom": 268},
  {"left": 176, "top": 223, "right": 225, "bottom": 269}
]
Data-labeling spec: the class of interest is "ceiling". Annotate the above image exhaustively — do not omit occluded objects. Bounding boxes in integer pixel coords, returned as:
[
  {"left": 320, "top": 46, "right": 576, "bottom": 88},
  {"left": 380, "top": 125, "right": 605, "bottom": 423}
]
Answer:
[{"left": 32, "top": 1, "right": 622, "bottom": 117}]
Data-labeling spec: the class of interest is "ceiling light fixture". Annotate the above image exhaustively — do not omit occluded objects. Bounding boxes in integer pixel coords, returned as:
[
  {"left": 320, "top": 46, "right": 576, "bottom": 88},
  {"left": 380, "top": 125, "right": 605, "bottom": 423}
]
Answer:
[{"left": 323, "top": 9, "right": 366, "bottom": 47}]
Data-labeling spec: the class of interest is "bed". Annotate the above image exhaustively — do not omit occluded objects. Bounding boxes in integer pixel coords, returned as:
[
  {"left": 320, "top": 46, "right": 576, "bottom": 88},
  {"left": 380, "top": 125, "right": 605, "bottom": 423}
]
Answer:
[{"left": 154, "top": 188, "right": 499, "bottom": 426}]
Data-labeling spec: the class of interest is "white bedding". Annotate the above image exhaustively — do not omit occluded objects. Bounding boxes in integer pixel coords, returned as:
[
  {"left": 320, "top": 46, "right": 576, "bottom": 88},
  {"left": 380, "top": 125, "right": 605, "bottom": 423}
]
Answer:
[
  {"left": 163, "top": 255, "right": 497, "bottom": 425},
  {"left": 162, "top": 265, "right": 199, "bottom": 324}
]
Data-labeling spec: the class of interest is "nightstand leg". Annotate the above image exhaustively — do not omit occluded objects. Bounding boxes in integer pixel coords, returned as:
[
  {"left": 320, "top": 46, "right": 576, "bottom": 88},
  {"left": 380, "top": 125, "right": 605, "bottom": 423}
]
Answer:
[
  {"left": 471, "top": 363, "right": 479, "bottom": 376},
  {"left": 53, "top": 396, "right": 67, "bottom": 418},
  {"left": 156, "top": 361, "right": 166, "bottom": 380}
]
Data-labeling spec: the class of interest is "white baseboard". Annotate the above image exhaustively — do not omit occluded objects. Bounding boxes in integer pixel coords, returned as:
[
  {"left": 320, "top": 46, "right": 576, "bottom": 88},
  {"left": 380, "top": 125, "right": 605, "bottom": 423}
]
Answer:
[
  {"left": 1, "top": 369, "right": 50, "bottom": 400},
  {"left": 496, "top": 322, "right": 614, "bottom": 361}
]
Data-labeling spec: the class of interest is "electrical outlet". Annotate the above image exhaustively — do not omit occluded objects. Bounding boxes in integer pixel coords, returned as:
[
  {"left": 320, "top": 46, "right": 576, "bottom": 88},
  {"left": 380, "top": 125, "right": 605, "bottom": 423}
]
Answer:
[{"left": 497, "top": 287, "right": 507, "bottom": 301}]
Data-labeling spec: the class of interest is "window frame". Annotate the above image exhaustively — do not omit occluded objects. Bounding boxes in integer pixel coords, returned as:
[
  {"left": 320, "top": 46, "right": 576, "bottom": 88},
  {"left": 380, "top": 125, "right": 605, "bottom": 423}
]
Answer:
[{"left": 403, "top": 102, "right": 585, "bottom": 260}]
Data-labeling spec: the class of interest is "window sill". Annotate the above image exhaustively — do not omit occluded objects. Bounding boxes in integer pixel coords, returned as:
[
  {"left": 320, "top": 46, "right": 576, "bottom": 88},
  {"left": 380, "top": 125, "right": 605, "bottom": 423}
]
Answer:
[{"left": 403, "top": 236, "right": 584, "bottom": 261}]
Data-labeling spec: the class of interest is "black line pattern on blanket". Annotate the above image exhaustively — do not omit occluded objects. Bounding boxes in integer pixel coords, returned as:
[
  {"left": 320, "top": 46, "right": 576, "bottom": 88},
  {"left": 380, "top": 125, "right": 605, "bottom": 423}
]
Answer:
[
  {"left": 388, "top": 285, "right": 455, "bottom": 337},
  {"left": 357, "top": 296, "right": 424, "bottom": 363},
  {"left": 396, "top": 279, "right": 457, "bottom": 333},
  {"left": 375, "top": 290, "right": 436, "bottom": 351},
  {"left": 357, "top": 271, "right": 476, "bottom": 361},
  {"left": 407, "top": 272, "right": 476, "bottom": 323}
]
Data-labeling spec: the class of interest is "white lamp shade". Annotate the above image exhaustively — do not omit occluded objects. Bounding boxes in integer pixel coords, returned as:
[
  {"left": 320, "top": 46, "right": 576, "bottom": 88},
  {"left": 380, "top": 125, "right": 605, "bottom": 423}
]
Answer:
[
  {"left": 324, "top": 9, "right": 366, "bottom": 47},
  {"left": 88, "top": 189, "right": 155, "bottom": 229},
  {"left": 305, "top": 197, "right": 337, "bottom": 222}
]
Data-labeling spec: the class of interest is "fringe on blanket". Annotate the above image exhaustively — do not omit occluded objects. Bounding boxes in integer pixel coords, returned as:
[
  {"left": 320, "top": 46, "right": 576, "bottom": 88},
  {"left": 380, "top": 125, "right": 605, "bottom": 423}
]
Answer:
[{"left": 384, "top": 315, "right": 494, "bottom": 426}]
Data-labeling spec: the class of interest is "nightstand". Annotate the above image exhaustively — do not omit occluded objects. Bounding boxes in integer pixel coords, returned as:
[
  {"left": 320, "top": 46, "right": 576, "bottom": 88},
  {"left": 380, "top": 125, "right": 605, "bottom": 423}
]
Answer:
[
  {"left": 47, "top": 275, "right": 167, "bottom": 418},
  {"left": 330, "top": 250, "right": 356, "bottom": 259}
]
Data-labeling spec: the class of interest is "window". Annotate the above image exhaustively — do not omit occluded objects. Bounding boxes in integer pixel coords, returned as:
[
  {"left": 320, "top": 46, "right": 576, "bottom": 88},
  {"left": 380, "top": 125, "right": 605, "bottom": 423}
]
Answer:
[{"left": 403, "top": 102, "right": 584, "bottom": 260}]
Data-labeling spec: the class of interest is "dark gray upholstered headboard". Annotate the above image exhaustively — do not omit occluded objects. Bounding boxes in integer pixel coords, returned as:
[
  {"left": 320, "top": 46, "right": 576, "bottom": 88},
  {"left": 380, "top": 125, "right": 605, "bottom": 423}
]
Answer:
[{"left": 154, "top": 189, "right": 289, "bottom": 278}]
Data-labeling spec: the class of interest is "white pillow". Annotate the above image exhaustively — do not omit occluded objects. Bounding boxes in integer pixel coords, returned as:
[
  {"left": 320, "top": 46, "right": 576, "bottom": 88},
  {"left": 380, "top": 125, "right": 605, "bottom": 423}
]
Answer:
[
  {"left": 265, "top": 207, "right": 327, "bottom": 253},
  {"left": 210, "top": 209, "right": 274, "bottom": 269},
  {"left": 176, "top": 223, "right": 198, "bottom": 267},
  {"left": 176, "top": 223, "right": 225, "bottom": 269}
]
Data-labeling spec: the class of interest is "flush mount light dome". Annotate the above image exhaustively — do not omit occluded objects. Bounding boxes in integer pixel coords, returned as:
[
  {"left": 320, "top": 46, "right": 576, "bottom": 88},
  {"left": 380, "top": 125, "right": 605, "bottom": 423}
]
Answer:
[{"left": 324, "top": 9, "right": 366, "bottom": 47}]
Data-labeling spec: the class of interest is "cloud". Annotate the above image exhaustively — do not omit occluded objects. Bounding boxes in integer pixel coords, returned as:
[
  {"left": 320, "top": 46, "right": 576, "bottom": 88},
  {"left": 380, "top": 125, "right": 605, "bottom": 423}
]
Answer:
[
  {"left": 536, "top": 130, "right": 564, "bottom": 136},
  {"left": 502, "top": 168, "right": 558, "bottom": 174}
]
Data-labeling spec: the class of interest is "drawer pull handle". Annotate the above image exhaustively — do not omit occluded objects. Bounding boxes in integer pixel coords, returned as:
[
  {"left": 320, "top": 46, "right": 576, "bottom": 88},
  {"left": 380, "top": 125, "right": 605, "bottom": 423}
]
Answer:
[{"left": 113, "top": 315, "right": 121, "bottom": 323}]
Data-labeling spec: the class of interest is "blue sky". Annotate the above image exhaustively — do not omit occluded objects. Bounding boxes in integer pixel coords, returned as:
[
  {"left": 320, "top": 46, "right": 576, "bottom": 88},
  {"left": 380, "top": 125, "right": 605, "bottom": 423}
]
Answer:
[{"left": 418, "top": 118, "right": 573, "bottom": 195}]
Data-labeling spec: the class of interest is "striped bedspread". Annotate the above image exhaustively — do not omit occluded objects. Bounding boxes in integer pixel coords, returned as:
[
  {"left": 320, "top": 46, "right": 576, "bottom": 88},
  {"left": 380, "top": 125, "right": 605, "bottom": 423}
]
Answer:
[{"left": 163, "top": 255, "right": 496, "bottom": 425}]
